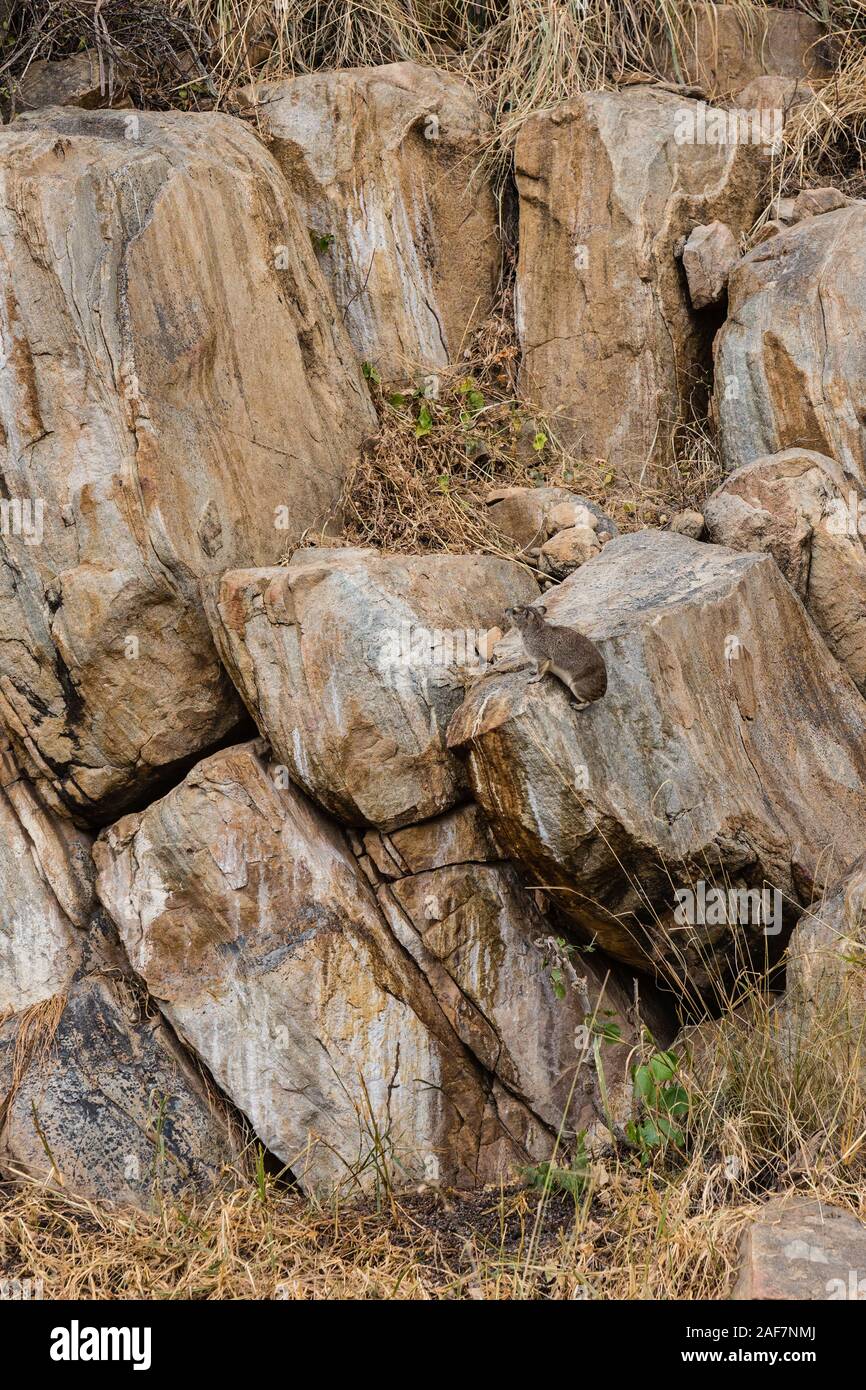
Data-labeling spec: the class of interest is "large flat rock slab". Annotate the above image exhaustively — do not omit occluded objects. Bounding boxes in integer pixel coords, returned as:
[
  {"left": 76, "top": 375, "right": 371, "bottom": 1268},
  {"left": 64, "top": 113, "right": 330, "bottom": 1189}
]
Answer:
[
  {"left": 210, "top": 548, "right": 538, "bottom": 831},
  {"left": 0, "top": 109, "right": 374, "bottom": 823},
  {"left": 448, "top": 531, "right": 866, "bottom": 986},
  {"left": 239, "top": 63, "right": 499, "bottom": 379},
  {"left": 0, "top": 970, "right": 240, "bottom": 1209},
  {"left": 715, "top": 204, "right": 866, "bottom": 486},
  {"left": 95, "top": 742, "right": 543, "bottom": 1193},
  {"left": 515, "top": 87, "right": 765, "bottom": 479}
]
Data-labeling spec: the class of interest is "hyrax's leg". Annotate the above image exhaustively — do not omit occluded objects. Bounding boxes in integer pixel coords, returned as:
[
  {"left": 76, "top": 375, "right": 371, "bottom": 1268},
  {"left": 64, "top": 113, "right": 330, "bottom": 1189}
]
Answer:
[
  {"left": 527, "top": 658, "right": 552, "bottom": 685},
  {"left": 566, "top": 676, "right": 589, "bottom": 709}
]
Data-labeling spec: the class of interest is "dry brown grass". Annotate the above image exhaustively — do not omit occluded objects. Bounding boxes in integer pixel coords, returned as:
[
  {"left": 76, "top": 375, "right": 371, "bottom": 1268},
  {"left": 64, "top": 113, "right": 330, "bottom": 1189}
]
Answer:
[
  {"left": 4, "top": 923, "right": 866, "bottom": 1300},
  {"left": 337, "top": 288, "right": 727, "bottom": 559}
]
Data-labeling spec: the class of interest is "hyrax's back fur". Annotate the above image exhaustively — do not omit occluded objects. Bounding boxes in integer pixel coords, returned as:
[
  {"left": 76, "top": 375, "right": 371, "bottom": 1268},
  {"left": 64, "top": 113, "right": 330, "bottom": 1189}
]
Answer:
[{"left": 506, "top": 604, "right": 607, "bottom": 707}]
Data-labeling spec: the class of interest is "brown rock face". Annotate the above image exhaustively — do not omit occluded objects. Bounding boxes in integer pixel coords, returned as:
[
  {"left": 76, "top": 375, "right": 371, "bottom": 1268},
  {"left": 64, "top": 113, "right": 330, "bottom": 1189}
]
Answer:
[
  {"left": 447, "top": 531, "right": 866, "bottom": 987},
  {"left": 515, "top": 88, "right": 766, "bottom": 478},
  {"left": 0, "top": 970, "right": 240, "bottom": 1209},
  {"left": 660, "top": 4, "right": 829, "bottom": 99},
  {"left": 732, "top": 1198, "right": 866, "bottom": 1300},
  {"left": 239, "top": 63, "right": 500, "bottom": 380},
  {"left": 360, "top": 804, "right": 669, "bottom": 1142},
  {"left": 704, "top": 450, "right": 866, "bottom": 696},
  {"left": 10, "top": 52, "right": 122, "bottom": 111},
  {"left": 714, "top": 204, "right": 866, "bottom": 485},
  {"left": 94, "top": 742, "right": 546, "bottom": 1193},
  {"left": 0, "top": 737, "right": 93, "bottom": 1013},
  {"left": 210, "top": 548, "right": 539, "bottom": 831},
  {"left": 681, "top": 220, "right": 739, "bottom": 309},
  {"left": 0, "top": 109, "right": 374, "bottom": 824}
]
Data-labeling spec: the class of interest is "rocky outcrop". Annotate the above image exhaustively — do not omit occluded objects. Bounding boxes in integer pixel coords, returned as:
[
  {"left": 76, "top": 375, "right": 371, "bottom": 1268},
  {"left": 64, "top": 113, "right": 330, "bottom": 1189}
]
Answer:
[
  {"left": 515, "top": 87, "right": 766, "bottom": 478},
  {"left": 714, "top": 204, "right": 866, "bottom": 485},
  {"left": 0, "top": 108, "right": 374, "bottom": 824},
  {"left": 0, "top": 967, "right": 240, "bottom": 1209},
  {"left": 95, "top": 741, "right": 547, "bottom": 1193},
  {"left": 0, "top": 738, "right": 93, "bottom": 1013},
  {"left": 358, "top": 803, "right": 667, "bottom": 1140},
  {"left": 660, "top": 4, "right": 829, "bottom": 98},
  {"left": 732, "top": 1198, "right": 866, "bottom": 1300},
  {"left": 448, "top": 531, "right": 866, "bottom": 987},
  {"left": 210, "top": 549, "right": 539, "bottom": 831},
  {"left": 239, "top": 63, "right": 499, "bottom": 380},
  {"left": 704, "top": 450, "right": 866, "bottom": 696}
]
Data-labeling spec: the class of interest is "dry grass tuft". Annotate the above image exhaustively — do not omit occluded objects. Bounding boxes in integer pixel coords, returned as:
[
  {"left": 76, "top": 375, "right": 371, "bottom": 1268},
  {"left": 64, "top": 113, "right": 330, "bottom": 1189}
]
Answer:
[{"left": 338, "top": 289, "right": 727, "bottom": 559}]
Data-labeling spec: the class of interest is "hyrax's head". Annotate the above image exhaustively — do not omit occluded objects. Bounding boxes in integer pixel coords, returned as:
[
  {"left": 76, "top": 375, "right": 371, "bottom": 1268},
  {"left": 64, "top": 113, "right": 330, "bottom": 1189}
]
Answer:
[{"left": 506, "top": 603, "right": 547, "bottom": 632}]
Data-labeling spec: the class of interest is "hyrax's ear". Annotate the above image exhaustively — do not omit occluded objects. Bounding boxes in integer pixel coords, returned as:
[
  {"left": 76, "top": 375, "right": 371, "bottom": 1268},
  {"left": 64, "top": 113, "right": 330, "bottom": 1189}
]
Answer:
[{"left": 536, "top": 604, "right": 547, "bottom": 616}]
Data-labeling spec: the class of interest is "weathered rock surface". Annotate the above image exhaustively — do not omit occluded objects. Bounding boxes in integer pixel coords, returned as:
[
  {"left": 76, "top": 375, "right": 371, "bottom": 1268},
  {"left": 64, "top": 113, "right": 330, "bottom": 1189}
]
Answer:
[
  {"left": 681, "top": 220, "right": 738, "bottom": 309},
  {"left": 783, "top": 854, "right": 866, "bottom": 1083},
  {"left": 714, "top": 204, "right": 866, "bottom": 485},
  {"left": 515, "top": 87, "right": 766, "bottom": 477},
  {"left": 791, "top": 186, "right": 853, "bottom": 221},
  {"left": 0, "top": 738, "right": 93, "bottom": 1013},
  {"left": 732, "top": 1198, "right": 866, "bottom": 1300},
  {"left": 210, "top": 548, "right": 539, "bottom": 831},
  {"left": 660, "top": 4, "right": 829, "bottom": 98},
  {"left": 95, "top": 742, "right": 546, "bottom": 1193},
  {"left": 359, "top": 803, "right": 667, "bottom": 1140},
  {"left": 239, "top": 63, "right": 499, "bottom": 379},
  {"left": 0, "top": 108, "right": 374, "bottom": 824},
  {"left": 0, "top": 969, "right": 239, "bottom": 1208},
  {"left": 727, "top": 74, "right": 818, "bottom": 122},
  {"left": 704, "top": 450, "right": 866, "bottom": 696},
  {"left": 448, "top": 531, "right": 866, "bottom": 984},
  {"left": 10, "top": 52, "right": 123, "bottom": 112}
]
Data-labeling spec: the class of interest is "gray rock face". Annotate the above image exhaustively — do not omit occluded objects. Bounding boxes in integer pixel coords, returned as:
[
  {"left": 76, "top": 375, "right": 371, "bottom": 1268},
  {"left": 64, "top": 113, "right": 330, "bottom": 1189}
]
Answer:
[
  {"left": 681, "top": 220, "right": 739, "bottom": 309},
  {"left": 360, "top": 804, "right": 667, "bottom": 1142},
  {"left": 732, "top": 1198, "right": 866, "bottom": 1300},
  {"left": 704, "top": 449, "right": 866, "bottom": 696},
  {"left": 0, "top": 969, "right": 240, "bottom": 1209},
  {"left": 514, "top": 86, "right": 766, "bottom": 478},
  {"left": 658, "top": 3, "right": 829, "bottom": 98},
  {"left": 448, "top": 531, "right": 866, "bottom": 986},
  {"left": 714, "top": 204, "right": 866, "bottom": 485},
  {"left": 210, "top": 549, "right": 539, "bottom": 831},
  {"left": 0, "top": 108, "right": 374, "bottom": 824},
  {"left": 238, "top": 63, "right": 499, "bottom": 379},
  {"left": 0, "top": 738, "right": 93, "bottom": 1013},
  {"left": 94, "top": 742, "right": 546, "bottom": 1194}
]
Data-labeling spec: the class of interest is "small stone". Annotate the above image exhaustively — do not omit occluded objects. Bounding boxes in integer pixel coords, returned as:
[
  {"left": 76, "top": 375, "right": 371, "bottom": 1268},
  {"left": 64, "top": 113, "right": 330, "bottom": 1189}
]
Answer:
[
  {"left": 752, "top": 218, "right": 788, "bottom": 244},
  {"left": 540, "top": 525, "right": 601, "bottom": 577},
  {"left": 477, "top": 626, "right": 502, "bottom": 663},
  {"left": 669, "top": 509, "right": 705, "bottom": 539},
  {"left": 548, "top": 501, "right": 598, "bottom": 533},
  {"left": 682, "top": 221, "right": 739, "bottom": 309},
  {"left": 791, "top": 186, "right": 852, "bottom": 223}
]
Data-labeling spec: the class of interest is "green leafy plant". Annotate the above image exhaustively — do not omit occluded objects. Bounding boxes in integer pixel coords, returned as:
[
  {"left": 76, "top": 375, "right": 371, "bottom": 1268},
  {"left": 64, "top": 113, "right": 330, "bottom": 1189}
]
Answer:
[
  {"left": 310, "top": 229, "right": 335, "bottom": 254},
  {"left": 522, "top": 1133, "right": 590, "bottom": 1198},
  {"left": 361, "top": 360, "right": 381, "bottom": 386},
  {"left": 626, "top": 1049, "right": 689, "bottom": 1160}
]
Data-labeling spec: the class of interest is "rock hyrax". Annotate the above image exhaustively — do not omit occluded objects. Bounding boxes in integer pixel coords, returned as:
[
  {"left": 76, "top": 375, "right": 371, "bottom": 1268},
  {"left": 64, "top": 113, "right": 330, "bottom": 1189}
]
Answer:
[{"left": 506, "top": 603, "right": 607, "bottom": 708}]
